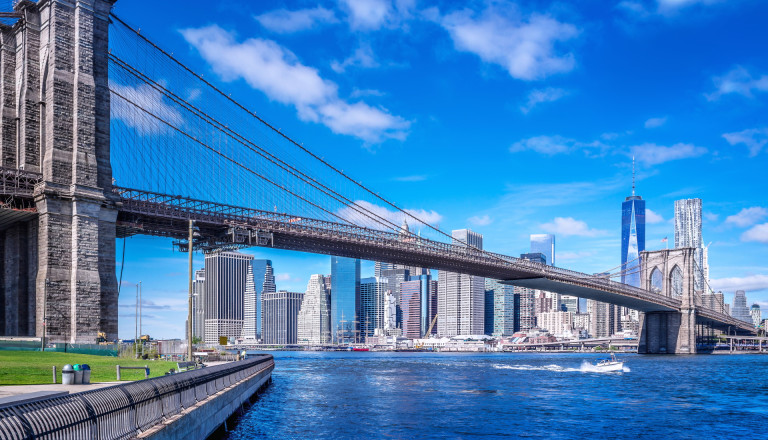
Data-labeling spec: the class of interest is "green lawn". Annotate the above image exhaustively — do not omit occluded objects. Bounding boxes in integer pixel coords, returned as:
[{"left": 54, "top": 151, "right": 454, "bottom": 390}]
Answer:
[{"left": 0, "top": 351, "right": 179, "bottom": 385}]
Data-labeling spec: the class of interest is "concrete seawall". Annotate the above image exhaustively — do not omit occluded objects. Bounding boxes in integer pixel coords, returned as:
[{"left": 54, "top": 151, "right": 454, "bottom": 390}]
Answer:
[{"left": 139, "top": 359, "right": 274, "bottom": 439}]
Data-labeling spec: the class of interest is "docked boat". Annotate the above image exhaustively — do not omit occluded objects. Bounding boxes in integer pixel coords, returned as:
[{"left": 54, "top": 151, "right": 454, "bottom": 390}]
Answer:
[{"left": 594, "top": 352, "right": 624, "bottom": 372}]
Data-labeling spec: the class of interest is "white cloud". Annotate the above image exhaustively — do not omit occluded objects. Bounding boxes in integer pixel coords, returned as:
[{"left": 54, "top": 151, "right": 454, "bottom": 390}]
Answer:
[
  {"left": 710, "top": 274, "right": 768, "bottom": 292},
  {"left": 726, "top": 207, "right": 768, "bottom": 228},
  {"left": 703, "top": 211, "right": 719, "bottom": 222},
  {"left": 539, "top": 217, "right": 606, "bottom": 237},
  {"left": 392, "top": 175, "right": 427, "bottom": 182},
  {"left": 110, "top": 82, "right": 183, "bottom": 135},
  {"left": 510, "top": 135, "right": 607, "bottom": 157},
  {"left": 645, "top": 208, "right": 665, "bottom": 224},
  {"left": 722, "top": 128, "right": 768, "bottom": 157},
  {"left": 644, "top": 116, "right": 667, "bottom": 128},
  {"left": 557, "top": 251, "right": 595, "bottom": 262},
  {"left": 631, "top": 142, "right": 707, "bottom": 165},
  {"left": 468, "top": 215, "right": 493, "bottom": 226},
  {"left": 337, "top": 200, "right": 442, "bottom": 231},
  {"left": 438, "top": 4, "right": 579, "bottom": 80},
  {"left": 619, "top": 0, "right": 725, "bottom": 18},
  {"left": 255, "top": 7, "right": 338, "bottom": 33},
  {"left": 706, "top": 66, "right": 768, "bottom": 101},
  {"left": 331, "top": 44, "right": 380, "bottom": 73},
  {"left": 657, "top": 0, "right": 723, "bottom": 13},
  {"left": 520, "top": 87, "right": 568, "bottom": 114},
  {"left": 742, "top": 223, "right": 768, "bottom": 244},
  {"left": 339, "top": 0, "right": 414, "bottom": 31},
  {"left": 275, "top": 273, "right": 292, "bottom": 281},
  {"left": 181, "top": 25, "right": 409, "bottom": 143}
]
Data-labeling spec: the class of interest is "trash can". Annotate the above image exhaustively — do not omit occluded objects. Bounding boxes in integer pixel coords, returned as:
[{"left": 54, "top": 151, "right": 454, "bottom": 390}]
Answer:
[
  {"left": 81, "top": 364, "right": 91, "bottom": 384},
  {"left": 62, "top": 364, "right": 74, "bottom": 385},
  {"left": 73, "top": 364, "right": 83, "bottom": 384}
]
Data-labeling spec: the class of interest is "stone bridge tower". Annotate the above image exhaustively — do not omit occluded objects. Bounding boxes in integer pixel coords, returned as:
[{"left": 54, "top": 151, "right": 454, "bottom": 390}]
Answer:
[
  {"left": 637, "top": 248, "right": 697, "bottom": 354},
  {"left": 0, "top": 0, "right": 118, "bottom": 342}
]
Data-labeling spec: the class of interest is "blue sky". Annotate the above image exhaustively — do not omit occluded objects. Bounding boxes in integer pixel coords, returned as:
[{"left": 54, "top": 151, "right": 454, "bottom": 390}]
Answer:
[{"left": 111, "top": 0, "right": 768, "bottom": 339}]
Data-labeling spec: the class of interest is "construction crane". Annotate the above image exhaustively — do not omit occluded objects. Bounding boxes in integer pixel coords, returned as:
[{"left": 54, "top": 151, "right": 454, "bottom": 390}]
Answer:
[{"left": 425, "top": 314, "right": 438, "bottom": 337}]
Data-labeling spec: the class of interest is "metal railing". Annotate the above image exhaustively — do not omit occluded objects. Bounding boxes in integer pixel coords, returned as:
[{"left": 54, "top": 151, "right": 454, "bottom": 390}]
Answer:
[{"left": 0, "top": 354, "right": 274, "bottom": 440}]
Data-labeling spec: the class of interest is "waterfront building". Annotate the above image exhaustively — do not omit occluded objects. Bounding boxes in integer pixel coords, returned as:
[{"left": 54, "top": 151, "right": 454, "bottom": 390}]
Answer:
[
  {"left": 250, "top": 259, "right": 274, "bottom": 339},
  {"left": 381, "top": 268, "right": 410, "bottom": 328},
  {"left": 514, "top": 286, "right": 536, "bottom": 331},
  {"left": 361, "top": 277, "right": 388, "bottom": 338},
  {"left": 484, "top": 288, "right": 495, "bottom": 336},
  {"left": 561, "top": 295, "right": 579, "bottom": 313},
  {"left": 192, "top": 269, "right": 205, "bottom": 341},
  {"left": 573, "top": 312, "right": 590, "bottom": 333},
  {"left": 262, "top": 290, "right": 304, "bottom": 344},
  {"left": 242, "top": 264, "right": 257, "bottom": 340},
  {"left": 438, "top": 229, "right": 485, "bottom": 337},
  {"left": 674, "top": 198, "right": 705, "bottom": 291},
  {"left": 203, "top": 251, "right": 253, "bottom": 345},
  {"left": 587, "top": 299, "right": 620, "bottom": 338},
  {"left": 400, "top": 279, "right": 422, "bottom": 339},
  {"left": 331, "top": 256, "right": 361, "bottom": 344},
  {"left": 751, "top": 304, "right": 761, "bottom": 328},
  {"left": 383, "top": 290, "right": 398, "bottom": 335},
  {"left": 621, "top": 161, "right": 645, "bottom": 288},
  {"left": 731, "top": 290, "right": 752, "bottom": 323},
  {"left": 486, "top": 279, "right": 515, "bottom": 337},
  {"left": 538, "top": 311, "right": 574, "bottom": 339},
  {"left": 297, "top": 275, "right": 332, "bottom": 345},
  {"left": 530, "top": 234, "right": 555, "bottom": 266}
]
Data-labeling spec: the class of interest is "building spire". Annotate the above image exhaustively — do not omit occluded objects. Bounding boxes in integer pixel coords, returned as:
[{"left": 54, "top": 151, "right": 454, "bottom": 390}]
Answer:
[{"left": 632, "top": 156, "right": 636, "bottom": 197}]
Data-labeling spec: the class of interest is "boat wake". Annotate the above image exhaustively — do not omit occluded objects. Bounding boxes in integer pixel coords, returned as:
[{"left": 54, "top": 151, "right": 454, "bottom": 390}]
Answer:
[{"left": 493, "top": 362, "right": 630, "bottom": 373}]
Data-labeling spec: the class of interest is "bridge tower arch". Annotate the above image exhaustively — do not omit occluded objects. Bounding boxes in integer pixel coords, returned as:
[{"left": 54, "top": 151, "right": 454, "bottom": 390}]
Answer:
[
  {"left": 0, "top": 0, "right": 118, "bottom": 342},
  {"left": 638, "top": 248, "right": 697, "bottom": 354}
]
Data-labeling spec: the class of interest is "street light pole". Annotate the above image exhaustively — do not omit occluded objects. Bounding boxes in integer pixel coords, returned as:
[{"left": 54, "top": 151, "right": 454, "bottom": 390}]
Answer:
[
  {"left": 187, "top": 219, "right": 194, "bottom": 362},
  {"left": 41, "top": 279, "right": 48, "bottom": 351},
  {"left": 138, "top": 281, "right": 143, "bottom": 358}
]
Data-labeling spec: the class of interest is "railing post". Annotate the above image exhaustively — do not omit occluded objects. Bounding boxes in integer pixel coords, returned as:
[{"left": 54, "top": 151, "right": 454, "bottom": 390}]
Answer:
[{"left": 117, "top": 365, "right": 121, "bottom": 381}]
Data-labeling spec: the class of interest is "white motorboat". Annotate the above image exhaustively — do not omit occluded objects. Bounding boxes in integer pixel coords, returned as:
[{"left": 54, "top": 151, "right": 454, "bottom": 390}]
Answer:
[{"left": 594, "top": 352, "right": 624, "bottom": 372}]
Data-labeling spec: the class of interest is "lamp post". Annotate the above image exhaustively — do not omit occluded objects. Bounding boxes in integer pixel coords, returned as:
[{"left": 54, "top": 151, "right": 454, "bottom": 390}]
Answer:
[
  {"left": 187, "top": 219, "right": 194, "bottom": 362},
  {"left": 138, "top": 281, "right": 143, "bottom": 358},
  {"left": 41, "top": 279, "right": 49, "bottom": 351}
]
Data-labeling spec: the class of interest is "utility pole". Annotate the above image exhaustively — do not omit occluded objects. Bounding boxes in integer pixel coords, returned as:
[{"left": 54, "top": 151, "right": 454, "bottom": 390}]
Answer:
[
  {"left": 138, "top": 281, "right": 143, "bottom": 358},
  {"left": 135, "top": 283, "right": 139, "bottom": 359},
  {"left": 187, "top": 219, "right": 194, "bottom": 362}
]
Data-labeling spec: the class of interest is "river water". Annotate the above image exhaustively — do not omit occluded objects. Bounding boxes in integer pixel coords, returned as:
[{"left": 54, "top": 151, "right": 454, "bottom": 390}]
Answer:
[{"left": 225, "top": 351, "right": 767, "bottom": 439}]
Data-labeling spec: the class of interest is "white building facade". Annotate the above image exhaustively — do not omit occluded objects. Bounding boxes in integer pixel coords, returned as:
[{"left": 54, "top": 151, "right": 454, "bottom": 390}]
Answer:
[{"left": 297, "top": 275, "right": 332, "bottom": 345}]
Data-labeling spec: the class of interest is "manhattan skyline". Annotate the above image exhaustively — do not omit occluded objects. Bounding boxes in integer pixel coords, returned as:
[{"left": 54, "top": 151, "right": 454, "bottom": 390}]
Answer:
[{"left": 111, "top": 0, "right": 768, "bottom": 339}]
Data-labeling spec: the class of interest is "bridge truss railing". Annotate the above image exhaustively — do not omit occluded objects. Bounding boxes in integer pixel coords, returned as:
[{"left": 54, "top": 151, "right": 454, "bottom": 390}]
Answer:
[
  {"left": 0, "top": 355, "right": 274, "bottom": 440},
  {"left": 0, "top": 167, "right": 41, "bottom": 199}
]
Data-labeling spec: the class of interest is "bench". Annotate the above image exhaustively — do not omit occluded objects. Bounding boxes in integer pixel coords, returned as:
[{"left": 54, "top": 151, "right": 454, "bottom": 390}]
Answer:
[
  {"left": 116, "top": 365, "right": 149, "bottom": 381},
  {"left": 176, "top": 361, "right": 196, "bottom": 372}
]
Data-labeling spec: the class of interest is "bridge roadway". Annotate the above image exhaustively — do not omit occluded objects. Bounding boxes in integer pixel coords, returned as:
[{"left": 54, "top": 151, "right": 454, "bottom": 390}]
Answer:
[{"left": 0, "top": 167, "right": 754, "bottom": 334}]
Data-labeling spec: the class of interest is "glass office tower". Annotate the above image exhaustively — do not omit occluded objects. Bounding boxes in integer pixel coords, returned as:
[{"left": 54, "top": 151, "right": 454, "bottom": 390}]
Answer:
[
  {"left": 621, "top": 192, "right": 645, "bottom": 287},
  {"left": 330, "top": 256, "right": 361, "bottom": 344},
  {"left": 530, "top": 234, "right": 555, "bottom": 266}
]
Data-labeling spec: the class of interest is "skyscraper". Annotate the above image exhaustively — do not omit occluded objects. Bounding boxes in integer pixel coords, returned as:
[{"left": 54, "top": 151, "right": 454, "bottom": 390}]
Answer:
[
  {"left": 621, "top": 160, "right": 645, "bottom": 287},
  {"left": 330, "top": 256, "right": 361, "bottom": 344},
  {"left": 203, "top": 251, "right": 253, "bottom": 345},
  {"left": 731, "top": 290, "right": 752, "bottom": 323},
  {"left": 486, "top": 279, "right": 515, "bottom": 337},
  {"left": 242, "top": 264, "right": 257, "bottom": 340},
  {"left": 262, "top": 290, "right": 304, "bottom": 344},
  {"left": 360, "top": 277, "right": 388, "bottom": 338},
  {"left": 250, "top": 259, "right": 274, "bottom": 339},
  {"left": 191, "top": 269, "right": 205, "bottom": 341},
  {"left": 530, "top": 234, "right": 555, "bottom": 266},
  {"left": 297, "top": 275, "right": 332, "bottom": 345},
  {"left": 438, "top": 229, "right": 485, "bottom": 336},
  {"left": 381, "top": 268, "right": 409, "bottom": 328},
  {"left": 400, "top": 279, "right": 422, "bottom": 339},
  {"left": 751, "top": 304, "right": 761, "bottom": 328},
  {"left": 674, "top": 198, "right": 704, "bottom": 291}
]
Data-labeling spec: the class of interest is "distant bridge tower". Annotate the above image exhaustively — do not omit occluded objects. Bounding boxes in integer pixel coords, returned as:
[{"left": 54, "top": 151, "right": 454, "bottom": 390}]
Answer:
[
  {"left": 0, "top": 0, "right": 118, "bottom": 342},
  {"left": 637, "top": 248, "right": 697, "bottom": 354}
]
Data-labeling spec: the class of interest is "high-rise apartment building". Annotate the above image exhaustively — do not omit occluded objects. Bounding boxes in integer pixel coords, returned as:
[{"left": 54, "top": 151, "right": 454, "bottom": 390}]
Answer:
[
  {"left": 360, "top": 277, "right": 388, "bottom": 338},
  {"left": 438, "top": 229, "right": 485, "bottom": 336},
  {"left": 674, "top": 198, "right": 704, "bottom": 291},
  {"left": 250, "top": 260, "right": 274, "bottom": 339},
  {"left": 621, "top": 162, "right": 645, "bottom": 287},
  {"left": 203, "top": 251, "right": 254, "bottom": 345},
  {"left": 731, "top": 290, "right": 752, "bottom": 323},
  {"left": 263, "top": 290, "right": 304, "bottom": 344},
  {"left": 242, "top": 264, "right": 257, "bottom": 341},
  {"left": 331, "top": 256, "right": 361, "bottom": 344},
  {"left": 751, "top": 304, "right": 761, "bottom": 328},
  {"left": 561, "top": 295, "right": 579, "bottom": 313},
  {"left": 401, "top": 274, "right": 437, "bottom": 338},
  {"left": 486, "top": 279, "right": 515, "bottom": 337},
  {"left": 587, "top": 299, "right": 620, "bottom": 338},
  {"left": 192, "top": 269, "right": 205, "bottom": 341},
  {"left": 538, "top": 311, "right": 574, "bottom": 338},
  {"left": 297, "top": 275, "right": 332, "bottom": 345},
  {"left": 530, "top": 234, "right": 555, "bottom": 266}
]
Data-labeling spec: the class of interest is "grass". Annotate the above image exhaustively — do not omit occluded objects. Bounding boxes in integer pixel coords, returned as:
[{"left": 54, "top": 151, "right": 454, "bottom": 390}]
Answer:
[{"left": 0, "top": 351, "right": 180, "bottom": 385}]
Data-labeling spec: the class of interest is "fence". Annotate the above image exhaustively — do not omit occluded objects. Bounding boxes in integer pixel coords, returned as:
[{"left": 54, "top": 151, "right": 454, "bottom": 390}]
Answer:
[{"left": 0, "top": 354, "right": 274, "bottom": 440}]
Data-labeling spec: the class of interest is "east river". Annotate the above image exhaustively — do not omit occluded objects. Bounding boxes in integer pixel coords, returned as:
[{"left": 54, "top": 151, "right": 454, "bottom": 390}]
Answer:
[{"left": 225, "top": 351, "right": 767, "bottom": 439}]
